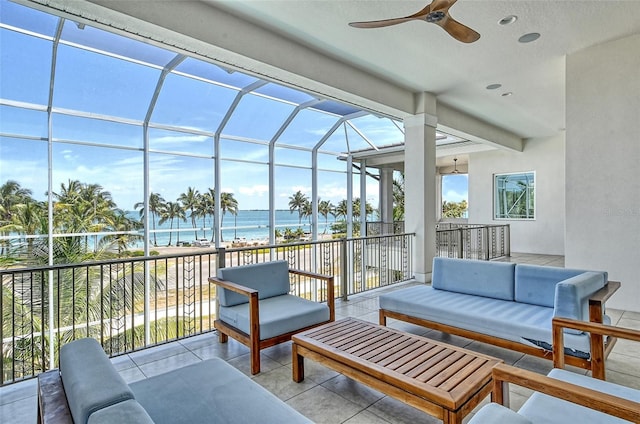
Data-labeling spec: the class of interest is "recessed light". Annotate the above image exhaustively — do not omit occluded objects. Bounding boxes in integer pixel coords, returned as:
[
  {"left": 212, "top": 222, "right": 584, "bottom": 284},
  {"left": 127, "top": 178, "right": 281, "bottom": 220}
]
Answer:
[
  {"left": 501, "top": 92, "right": 513, "bottom": 97},
  {"left": 499, "top": 15, "right": 518, "bottom": 25},
  {"left": 486, "top": 84, "right": 502, "bottom": 90},
  {"left": 519, "top": 32, "right": 541, "bottom": 43}
]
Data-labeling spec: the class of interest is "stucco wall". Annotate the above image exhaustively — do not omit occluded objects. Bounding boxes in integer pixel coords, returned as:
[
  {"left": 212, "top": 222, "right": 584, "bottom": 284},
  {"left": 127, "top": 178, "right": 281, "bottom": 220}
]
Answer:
[
  {"left": 468, "top": 135, "right": 565, "bottom": 255},
  {"left": 565, "top": 34, "right": 640, "bottom": 312}
]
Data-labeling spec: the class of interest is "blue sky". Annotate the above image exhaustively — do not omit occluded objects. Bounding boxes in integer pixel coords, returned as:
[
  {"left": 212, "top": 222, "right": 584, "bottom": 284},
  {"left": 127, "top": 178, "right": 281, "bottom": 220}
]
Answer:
[{"left": 0, "top": 0, "right": 467, "bottom": 212}]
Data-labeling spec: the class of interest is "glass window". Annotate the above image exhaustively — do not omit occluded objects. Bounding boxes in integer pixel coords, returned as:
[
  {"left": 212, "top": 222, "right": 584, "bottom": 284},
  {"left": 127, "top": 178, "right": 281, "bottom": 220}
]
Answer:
[
  {"left": 53, "top": 44, "right": 159, "bottom": 120},
  {"left": 348, "top": 115, "right": 404, "bottom": 149},
  {"left": 149, "top": 128, "right": 213, "bottom": 156},
  {"left": 494, "top": 172, "right": 535, "bottom": 219},
  {"left": 0, "top": 106, "right": 48, "bottom": 138},
  {"left": 0, "top": 1, "right": 59, "bottom": 36},
  {"left": 151, "top": 73, "right": 238, "bottom": 131},
  {"left": 53, "top": 114, "right": 142, "bottom": 148},
  {"left": 276, "top": 108, "right": 339, "bottom": 149},
  {"left": 51, "top": 143, "right": 143, "bottom": 219},
  {"left": 274, "top": 146, "right": 310, "bottom": 167},
  {"left": 317, "top": 152, "right": 345, "bottom": 172},
  {"left": 222, "top": 93, "right": 294, "bottom": 141},
  {"left": 220, "top": 138, "right": 268, "bottom": 162},
  {"left": 0, "top": 136, "right": 49, "bottom": 201},
  {"left": 0, "top": 29, "right": 53, "bottom": 105}
]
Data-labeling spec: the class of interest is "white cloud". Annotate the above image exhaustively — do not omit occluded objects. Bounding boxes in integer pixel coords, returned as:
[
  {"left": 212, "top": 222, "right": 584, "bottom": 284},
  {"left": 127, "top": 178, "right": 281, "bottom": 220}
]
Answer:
[
  {"left": 239, "top": 185, "right": 269, "bottom": 196},
  {"left": 443, "top": 189, "right": 468, "bottom": 203}
]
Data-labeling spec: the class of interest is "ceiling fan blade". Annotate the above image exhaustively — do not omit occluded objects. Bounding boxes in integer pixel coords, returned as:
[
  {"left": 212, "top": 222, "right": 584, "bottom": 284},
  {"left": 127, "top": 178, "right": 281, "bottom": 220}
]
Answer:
[
  {"left": 349, "top": 1, "right": 434, "bottom": 29},
  {"left": 436, "top": 16, "right": 480, "bottom": 43},
  {"left": 349, "top": 16, "right": 423, "bottom": 29}
]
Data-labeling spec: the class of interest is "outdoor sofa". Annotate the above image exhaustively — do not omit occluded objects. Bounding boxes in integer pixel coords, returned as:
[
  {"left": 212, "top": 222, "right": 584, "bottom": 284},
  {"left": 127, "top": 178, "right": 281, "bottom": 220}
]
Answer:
[
  {"left": 379, "top": 257, "right": 620, "bottom": 378},
  {"left": 37, "top": 337, "right": 311, "bottom": 424}
]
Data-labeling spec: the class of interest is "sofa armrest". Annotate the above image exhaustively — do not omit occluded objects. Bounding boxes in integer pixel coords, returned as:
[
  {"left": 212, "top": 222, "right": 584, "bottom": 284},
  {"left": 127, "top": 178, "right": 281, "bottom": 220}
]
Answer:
[
  {"left": 492, "top": 363, "right": 640, "bottom": 422},
  {"left": 552, "top": 316, "right": 638, "bottom": 380},
  {"left": 288, "top": 269, "right": 335, "bottom": 321}
]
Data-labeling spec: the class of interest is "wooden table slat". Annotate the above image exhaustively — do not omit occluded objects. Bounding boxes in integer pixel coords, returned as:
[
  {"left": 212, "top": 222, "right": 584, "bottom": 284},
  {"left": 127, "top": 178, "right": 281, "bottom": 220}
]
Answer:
[
  {"left": 439, "top": 357, "right": 488, "bottom": 392},
  {"left": 363, "top": 337, "right": 423, "bottom": 361},
  {"left": 425, "top": 355, "right": 477, "bottom": 387}
]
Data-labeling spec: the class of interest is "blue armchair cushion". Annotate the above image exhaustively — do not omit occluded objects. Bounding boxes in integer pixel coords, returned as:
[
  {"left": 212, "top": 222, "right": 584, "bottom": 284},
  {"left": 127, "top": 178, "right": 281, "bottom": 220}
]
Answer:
[
  {"left": 218, "top": 260, "right": 291, "bottom": 307},
  {"left": 432, "top": 257, "right": 516, "bottom": 301},
  {"left": 219, "top": 294, "right": 330, "bottom": 340},
  {"left": 468, "top": 403, "right": 533, "bottom": 424},
  {"left": 59, "top": 338, "right": 135, "bottom": 424},
  {"left": 518, "top": 368, "right": 640, "bottom": 423}
]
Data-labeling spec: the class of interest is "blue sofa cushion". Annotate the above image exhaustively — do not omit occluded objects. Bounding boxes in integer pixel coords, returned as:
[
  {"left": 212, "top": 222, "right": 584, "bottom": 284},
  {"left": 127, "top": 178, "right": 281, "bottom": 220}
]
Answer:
[
  {"left": 515, "top": 264, "right": 604, "bottom": 308},
  {"left": 379, "top": 285, "right": 593, "bottom": 355},
  {"left": 518, "top": 368, "right": 640, "bottom": 423},
  {"left": 131, "top": 358, "right": 312, "bottom": 424},
  {"left": 59, "top": 338, "right": 135, "bottom": 424},
  {"left": 432, "top": 257, "right": 516, "bottom": 301},
  {"left": 219, "top": 294, "right": 329, "bottom": 340},
  {"left": 87, "top": 399, "right": 154, "bottom": 424},
  {"left": 218, "top": 260, "right": 291, "bottom": 307}
]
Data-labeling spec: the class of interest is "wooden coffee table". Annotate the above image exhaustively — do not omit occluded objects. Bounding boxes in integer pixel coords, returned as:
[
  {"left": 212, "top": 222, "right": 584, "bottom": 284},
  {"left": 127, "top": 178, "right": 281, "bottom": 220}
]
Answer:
[{"left": 292, "top": 318, "right": 502, "bottom": 424}]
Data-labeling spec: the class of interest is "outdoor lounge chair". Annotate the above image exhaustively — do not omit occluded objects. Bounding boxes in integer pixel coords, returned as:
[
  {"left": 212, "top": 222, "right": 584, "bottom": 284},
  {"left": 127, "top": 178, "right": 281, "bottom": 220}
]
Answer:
[
  {"left": 468, "top": 317, "right": 640, "bottom": 423},
  {"left": 209, "top": 260, "right": 335, "bottom": 374}
]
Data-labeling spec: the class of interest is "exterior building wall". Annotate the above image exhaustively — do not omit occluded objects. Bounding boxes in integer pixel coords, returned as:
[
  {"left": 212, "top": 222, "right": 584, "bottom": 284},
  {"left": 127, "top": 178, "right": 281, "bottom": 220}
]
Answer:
[
  {"left": 566, "top": 33, "right": 640, "bottom": 312},
  {"left": 468, "top": 135, "right": 565, "bottom": 255}
]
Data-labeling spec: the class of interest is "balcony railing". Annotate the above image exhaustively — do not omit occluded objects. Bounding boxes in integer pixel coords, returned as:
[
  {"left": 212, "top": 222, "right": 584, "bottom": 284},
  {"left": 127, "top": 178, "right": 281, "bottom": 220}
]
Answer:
[
  {"left": 436, "top": 224, "right": 510, "bottom": 260},
  {"left": 367, "top": 221, "right": 510, "bottom": 261},
  {"left": 0, "top": 232, "right": 414, "bottom": 385}
]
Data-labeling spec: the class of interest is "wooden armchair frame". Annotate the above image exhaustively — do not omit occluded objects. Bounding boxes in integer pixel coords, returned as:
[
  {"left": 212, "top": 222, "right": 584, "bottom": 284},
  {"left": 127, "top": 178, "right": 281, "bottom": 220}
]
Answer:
[
  {"left": 209, "top": 268, "right": 335, "bottom": 374},
  {"left": 490, "top": 317, "right": 640, "bottom": 422}
]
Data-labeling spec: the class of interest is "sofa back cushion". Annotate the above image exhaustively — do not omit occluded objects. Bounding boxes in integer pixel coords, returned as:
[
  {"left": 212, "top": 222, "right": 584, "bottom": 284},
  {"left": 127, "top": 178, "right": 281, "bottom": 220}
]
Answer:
[
  {"left": 218, "top": 260, "right": 290, "bottom": 307},
  {"left": 432, "top": 257, "right": 516, "bottom": 300},
  {"left": 60, "top": 338, "right": 135, "bottom": 424},
  {"left": 515, "top": 264, "right": 603, "bottom": 307}
]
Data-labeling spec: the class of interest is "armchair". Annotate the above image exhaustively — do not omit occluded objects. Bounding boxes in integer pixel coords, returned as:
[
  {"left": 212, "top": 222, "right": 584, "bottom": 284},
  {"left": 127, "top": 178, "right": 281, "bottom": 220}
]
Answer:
[
  {"left": 209, "top": 260, "right": 335, "bottom": 374},
  {"left": 469, "top": 317, "right": 640, "bottom": 423}
]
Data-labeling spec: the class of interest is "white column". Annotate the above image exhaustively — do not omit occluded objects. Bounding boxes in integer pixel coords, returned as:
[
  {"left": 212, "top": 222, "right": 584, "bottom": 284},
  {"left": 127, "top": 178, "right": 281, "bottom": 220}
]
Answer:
[
  {"left": 404, "top": 104, "right": 437, "bottom": 283},
  {"left": 379, "top": 168, "right": 395, "bottom": 228}
]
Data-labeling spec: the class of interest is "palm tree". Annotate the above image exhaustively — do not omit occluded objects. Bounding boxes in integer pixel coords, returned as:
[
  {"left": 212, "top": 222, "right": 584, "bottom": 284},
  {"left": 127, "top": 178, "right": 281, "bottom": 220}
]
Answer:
[
  {"left": 393, "top": 173, "right": 405, "bottom": 221},
  {"left": 178, "top": 187, "right": 201, "bottom": 240},
  {"left": 334, "top": 199, "right": 349, "bottom": 221},
  {"left": 101, "top": 209, "right": 143, "bottom": 253},
  {"left": 301, "top": 199, "right": 313, "bottom": 228},
  {"left": 288, "top": 190, "right": 308, "bottom": 226},
  {"left": 220, "top": 192, "right": 238, "bottom": 242},
  {"left": 134, "top": 192, "right": 165, "bottom": 247},
  {"left": 0, "top": 180, "right": 34, "bottom": 256},
  {"left": 318, "top": 199, "right": 334, "bottom": 234},
  {"left": 201, "top": 189, "right": 215, "bottom": 242},
  {"left": 159, "top": 201, "right": 185, "bottom": 246}
]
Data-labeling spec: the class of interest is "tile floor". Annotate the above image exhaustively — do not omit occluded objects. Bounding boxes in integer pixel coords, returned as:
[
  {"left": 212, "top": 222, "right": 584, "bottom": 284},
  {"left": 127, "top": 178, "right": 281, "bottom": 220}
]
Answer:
[{"left": 2, "top": 253, "right": 639, "bottom": 423}]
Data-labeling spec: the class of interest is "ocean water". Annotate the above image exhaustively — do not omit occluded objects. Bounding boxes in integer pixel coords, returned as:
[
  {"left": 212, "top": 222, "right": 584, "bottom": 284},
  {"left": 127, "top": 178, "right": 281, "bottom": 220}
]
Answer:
[{"left": 133, "top": 209, "right": 338, "bottom": 247}]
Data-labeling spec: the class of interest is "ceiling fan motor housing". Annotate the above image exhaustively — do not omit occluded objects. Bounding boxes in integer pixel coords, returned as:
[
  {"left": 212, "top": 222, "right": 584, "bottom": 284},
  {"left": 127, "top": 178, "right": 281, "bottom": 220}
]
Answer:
[{"left": 426, "top": 11, "right": 446, "bottom": 23}]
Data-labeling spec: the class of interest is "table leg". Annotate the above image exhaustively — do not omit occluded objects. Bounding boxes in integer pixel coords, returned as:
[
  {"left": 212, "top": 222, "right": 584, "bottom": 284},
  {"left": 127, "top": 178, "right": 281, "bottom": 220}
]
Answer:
[
  {"left": 292, "top": 343, "right": 304, "bottom": 382},
  {"left": 443, "top": 410, "right": 463, "bottom": 424}
]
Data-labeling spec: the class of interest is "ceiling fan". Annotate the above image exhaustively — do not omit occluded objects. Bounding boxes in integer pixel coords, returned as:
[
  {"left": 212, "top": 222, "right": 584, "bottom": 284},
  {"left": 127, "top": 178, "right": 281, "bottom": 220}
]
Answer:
[{"left": 349, "top": 0, "right": 480, "bottom": 44}]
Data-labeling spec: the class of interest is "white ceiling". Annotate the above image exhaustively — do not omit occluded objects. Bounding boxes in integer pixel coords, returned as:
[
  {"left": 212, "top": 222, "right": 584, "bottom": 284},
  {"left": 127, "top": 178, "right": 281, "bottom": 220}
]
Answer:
[{"left": 205, "top": 0, "right": 640, "bottom": 140}]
